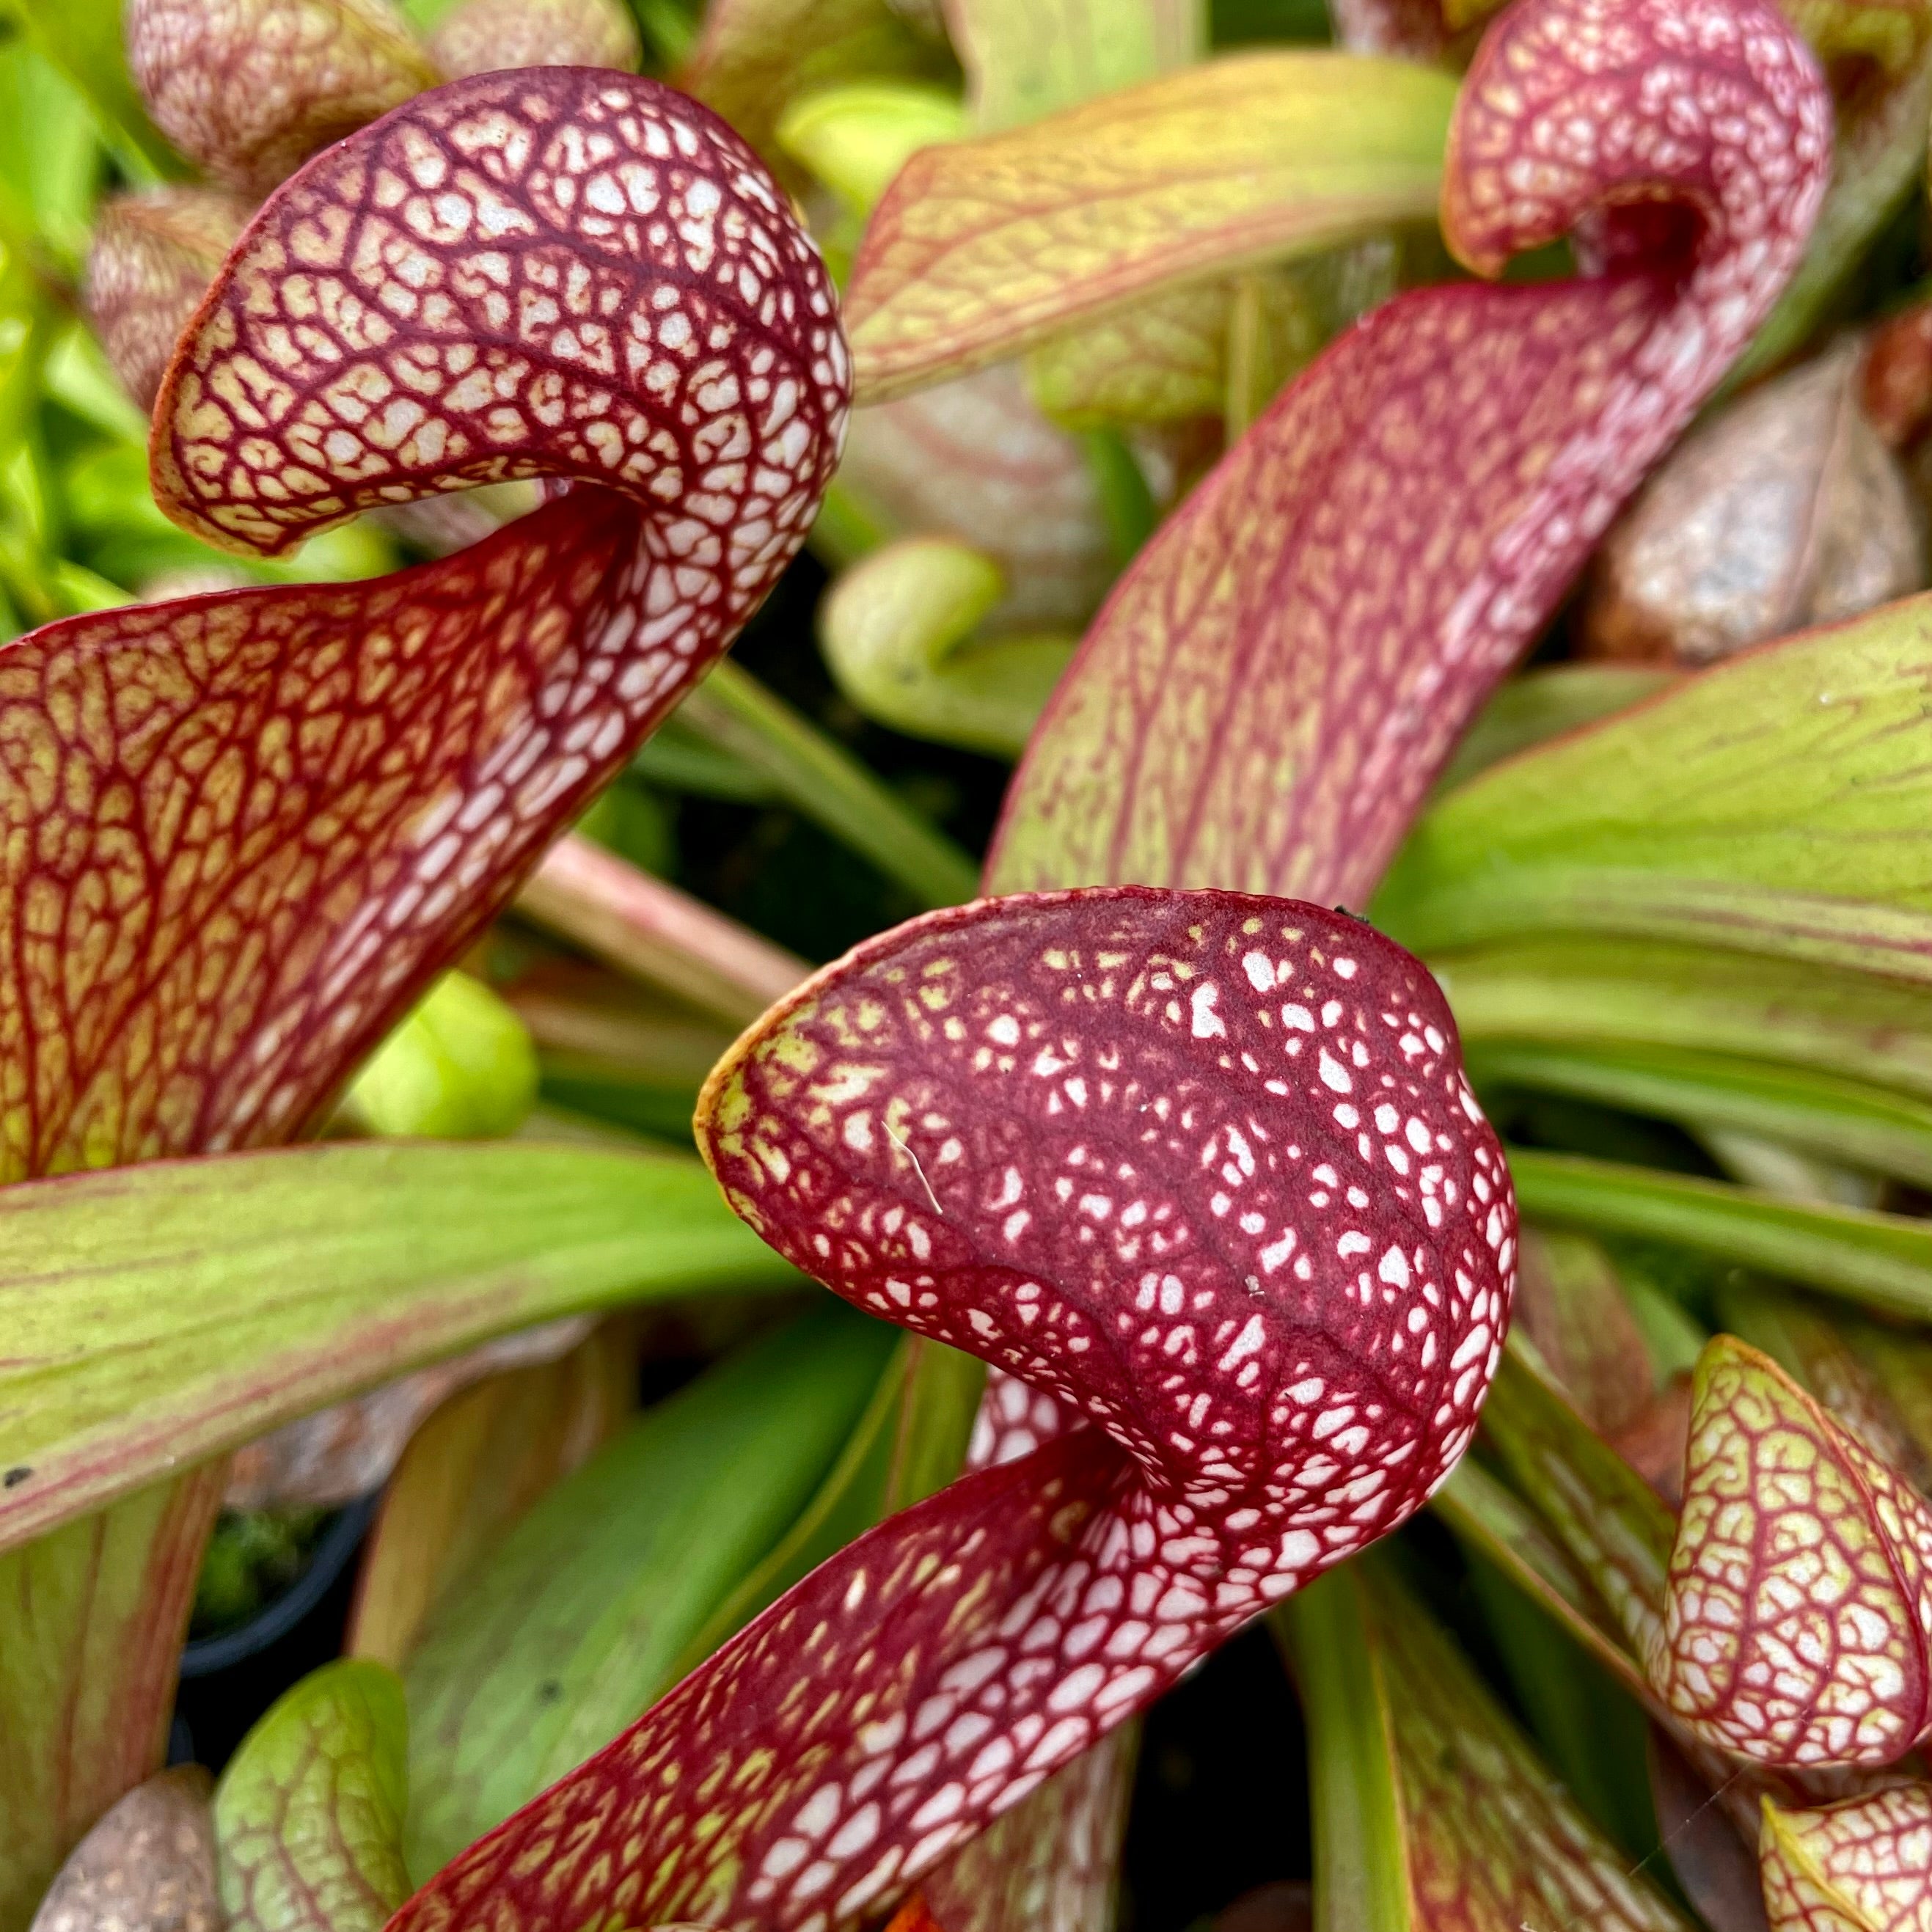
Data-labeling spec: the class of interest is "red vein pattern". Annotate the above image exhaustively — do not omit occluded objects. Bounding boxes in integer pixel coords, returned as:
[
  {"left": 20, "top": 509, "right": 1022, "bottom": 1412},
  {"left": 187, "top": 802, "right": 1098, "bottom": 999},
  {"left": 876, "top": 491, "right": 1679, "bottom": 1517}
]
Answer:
[
  {"left": 125, "top": 0, "right": 438, "bottom": 193},
  {"left": 987, "top": 0, "right": 1830, "bottom": 909},
  {"left": 1760, "top": 1783, "right": 1932, "bottom": 1931},
  {"left": 389, "top": 888, "right": 1513, "bottom": 1931},
  {"left": 0, "top": 69, "right": 844, "bottom": 1179},
  {"left": 87, "top": 188, "right": 252, "bottom": 414},
  {"left": 426, "top": 0, "right": 642, "bottom": 80},
  {"left": 1651, "top": 1339, "right": 1932, "bottom": 1769}
]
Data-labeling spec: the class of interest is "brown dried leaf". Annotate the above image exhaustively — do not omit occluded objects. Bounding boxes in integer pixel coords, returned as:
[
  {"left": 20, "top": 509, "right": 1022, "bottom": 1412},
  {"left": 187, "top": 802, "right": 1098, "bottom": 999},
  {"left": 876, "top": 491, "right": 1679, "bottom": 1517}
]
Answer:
[
  {"left": 28, "top": 1770, "right": 221, "bottom": 1932},
  {"left": 1583, "top": 340, "right": 1925, "bottom": 667},
  {"left": 1862, "top": 301, "right": 1932, "bottom": 449}
]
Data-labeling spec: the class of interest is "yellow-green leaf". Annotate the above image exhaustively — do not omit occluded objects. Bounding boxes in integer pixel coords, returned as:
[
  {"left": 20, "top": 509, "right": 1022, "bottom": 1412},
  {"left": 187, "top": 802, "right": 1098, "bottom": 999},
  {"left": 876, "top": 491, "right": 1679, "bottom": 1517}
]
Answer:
[
  {"left": 845, "top": 51, "right": 1457, "bottom": 401},
  {"left": 213, "top": 1662, "right": 410, "bottom": 1932},
  {"left": 0, "top": 1139, "right": 800, "bottom": 1552},
  {"left": 1376, "top": 601, "right": 1932, "bottom": 984}
]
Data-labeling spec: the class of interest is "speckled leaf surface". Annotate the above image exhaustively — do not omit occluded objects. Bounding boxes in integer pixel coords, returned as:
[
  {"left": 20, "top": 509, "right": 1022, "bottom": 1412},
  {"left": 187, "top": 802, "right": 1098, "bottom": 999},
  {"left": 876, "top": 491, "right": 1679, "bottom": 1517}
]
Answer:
[
  {"left": 125, "top": 0, "right": 437, "bottom": 191},
  {"left": 0, "top": 70, "right": 844, "bottom": 1181},
  {"left": 1652, "top": 1339, "right": 1932, "bottom": 1768},
  {"left": 85, "top": 187, "right": 249, "bottom": 412},
  {"left": 1760, "top": 1783, "right": 1932, "bottom": 1931},
  {"left": 0, "top": 1140, "right": 798, "bottom": 1552},
  {"left": 383, "top": 886, "right": 1513, "bottom": 1931},
  {"left": 214, "top": 1662, "right": 411, "bottom": 1932},
  {"left": 844, "top": 51, "right": 1457, "bottom": 402},
  {"left": 1377, "top": 602, "right": 1932, "bottom": 983},
  {"left": 4, "top": 57, "right": 841, "bottom": 1922},
  {"left": 990, "top": 0, "right": 1830, "bottom": 909}
]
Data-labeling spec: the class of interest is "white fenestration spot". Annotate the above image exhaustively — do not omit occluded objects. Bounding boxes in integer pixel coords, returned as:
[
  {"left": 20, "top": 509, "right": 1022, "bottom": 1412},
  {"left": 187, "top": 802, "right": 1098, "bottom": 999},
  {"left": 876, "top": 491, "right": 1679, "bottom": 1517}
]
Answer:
[{"left": 1190, "top": 981, "right": 1226, "bottom": 1040}]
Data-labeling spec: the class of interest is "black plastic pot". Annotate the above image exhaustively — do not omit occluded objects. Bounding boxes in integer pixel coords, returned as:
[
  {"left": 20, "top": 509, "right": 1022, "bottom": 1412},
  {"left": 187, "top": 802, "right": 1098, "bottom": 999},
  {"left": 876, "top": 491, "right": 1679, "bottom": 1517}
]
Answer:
[{"left": 169, "top": 1492, "right": 379, "bottom": 1771}]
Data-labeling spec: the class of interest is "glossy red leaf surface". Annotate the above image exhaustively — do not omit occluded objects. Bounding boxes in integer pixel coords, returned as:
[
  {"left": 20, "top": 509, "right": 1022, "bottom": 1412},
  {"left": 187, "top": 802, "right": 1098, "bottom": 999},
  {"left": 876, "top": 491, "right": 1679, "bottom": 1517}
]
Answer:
[
  {"left": 987, "top": 0, "right": 1831, "bottom": 908},
  {"left": 389, "top": 887, "right": 1513, "bottom": 1931},
  {"left": 0, "top": 69, "right": 843, "bottom": 1176}
]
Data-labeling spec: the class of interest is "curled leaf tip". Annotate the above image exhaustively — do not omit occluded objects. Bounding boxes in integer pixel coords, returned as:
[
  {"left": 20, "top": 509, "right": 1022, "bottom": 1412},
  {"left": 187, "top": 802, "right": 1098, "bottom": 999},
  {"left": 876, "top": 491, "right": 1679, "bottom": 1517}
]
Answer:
[
  {"left": 86, "top": 188, "right": 252, "bottom": 413},
  {"left": 0, "top": 70, "right": 843, "bottom": 1180},
  {"left": 125, "top": 0, "right": 438, "bottom": 191},
  {"left": 989, "top": 0, "right": 1831, "bottom": 908},
  {"left": 427, "top": 0, "right": 642, "bottom": 80},
  {"left": 1651, "top": 1336, "right": 1932, "bottom": 1769},
  {"left": 1760, "top": 1783, "right": 1932, "bottom": 1931},
  {"left": 150, "top": 66, "right": 848, "bottom": 557},
  {"left": 390, "top": 887, "right": 1512, "bottom": 1931}
]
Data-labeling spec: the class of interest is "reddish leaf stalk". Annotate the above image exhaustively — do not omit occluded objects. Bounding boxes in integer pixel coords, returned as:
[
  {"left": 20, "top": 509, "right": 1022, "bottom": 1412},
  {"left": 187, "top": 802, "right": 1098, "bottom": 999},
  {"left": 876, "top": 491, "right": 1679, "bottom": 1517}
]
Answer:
[
  {"left": 517, "top": 833, "right": 810, "bottom": 1029},
  {"left": 0, "top": 70, "right": 841, "bottom": 1895},
  {"left": 987, "top": 0, "right": 1832, "bottom": 909}
]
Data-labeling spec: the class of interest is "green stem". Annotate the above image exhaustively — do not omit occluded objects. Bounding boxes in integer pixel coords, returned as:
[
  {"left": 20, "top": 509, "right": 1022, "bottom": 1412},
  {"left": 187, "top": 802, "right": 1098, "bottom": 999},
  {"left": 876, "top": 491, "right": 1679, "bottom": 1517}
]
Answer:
[
  {"left": 1510, "top": 1146, "right": 1932, "bottom": 1324},
  {"left": 1271, "top": 1570, "right": 1414, "bottom": 1932},
  {"left": 677, "top": 658, "right": 981, "bottom": 910}
]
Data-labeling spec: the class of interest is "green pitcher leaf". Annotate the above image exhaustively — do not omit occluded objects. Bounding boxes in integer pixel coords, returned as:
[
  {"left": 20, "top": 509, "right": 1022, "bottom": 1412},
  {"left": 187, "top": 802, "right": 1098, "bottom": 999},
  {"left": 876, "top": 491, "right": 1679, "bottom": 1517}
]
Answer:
[
  {"left": 1477, "top": 1336, "right": 1676, "bottom": 1666},
  {"left": 844, "top": 50, "right": 1456, "bottom": 400},
  {"left": 1473, "top": 1041, "right": 1932, "bottom": 1190},
  {"left": 0, "top": 1139, "right": 801, "bottom": 1551},
  {"left": 348, "top": 1322, "right": 638, "bottom": 1669},
  {"left": 1433, "top": 1455, "right": 1652, "bottom": 1700},
  {"left": 948, "top": 0, "right": 1204, "bottom": 128},
  {"left": 1438, "top": 935, "right": 1932, "bottom": 1105},
  {"left": 400, "top": 1308, "right": 899, "bottom": 1881},
  {"left": 0, "top": 1469, "right": 226, "bottom": 1932},
  {"left": 1276, "top": 1567, "right": 1413, "bottom": 1932},
  {"left": 1274, "top": 1561, "right": 1694, "bottom": 1932},
  {"left": 1511, "top": 1146, "right": 1932, "bottom": 1325},
  {"left": 1377, "top": 604, "right": 1932, "bottom": 981},
  {"left": 213, "top": 1662, "right": 411, "bottom": 1932},
  {"left": 816, "top": 538, "right": 1077, "bottom": 759}
]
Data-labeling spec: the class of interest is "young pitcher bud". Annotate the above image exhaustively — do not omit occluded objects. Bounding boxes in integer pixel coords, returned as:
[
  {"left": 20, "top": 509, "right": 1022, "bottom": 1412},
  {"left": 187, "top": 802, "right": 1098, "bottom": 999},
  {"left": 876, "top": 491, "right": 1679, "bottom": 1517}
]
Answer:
[
  {"left": 1650, "top": 1338, "right": 1932, "bottom": 1768},
  {"left": 85, "top": 188, "right": 249, "bottom": 411},
  {"left": 1760, "top": 1784, "right": 1932, "bottom": 1931},
  {"left": 428, "top": 0, "right": 640, "bottom": 80},
  {"left": 126, "top": 0, "right": 436, "bottom": 191}
]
